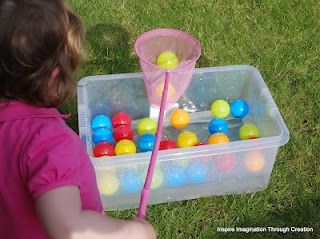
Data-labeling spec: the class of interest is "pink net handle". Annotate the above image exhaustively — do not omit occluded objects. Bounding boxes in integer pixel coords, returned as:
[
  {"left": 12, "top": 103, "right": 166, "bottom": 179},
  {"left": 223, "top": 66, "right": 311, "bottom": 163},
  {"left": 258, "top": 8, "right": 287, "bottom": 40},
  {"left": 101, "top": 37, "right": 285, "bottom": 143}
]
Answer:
[{"left": 135, "top": 28, "right": 201, "bottom": 71}]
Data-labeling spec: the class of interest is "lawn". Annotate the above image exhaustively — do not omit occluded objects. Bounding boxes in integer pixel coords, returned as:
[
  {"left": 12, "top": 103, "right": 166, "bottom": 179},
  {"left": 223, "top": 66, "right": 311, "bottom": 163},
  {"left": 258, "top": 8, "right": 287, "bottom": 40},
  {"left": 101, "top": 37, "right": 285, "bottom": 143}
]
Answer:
[{"left": 65, "top": 0, "right": 319, "bottom": 238}]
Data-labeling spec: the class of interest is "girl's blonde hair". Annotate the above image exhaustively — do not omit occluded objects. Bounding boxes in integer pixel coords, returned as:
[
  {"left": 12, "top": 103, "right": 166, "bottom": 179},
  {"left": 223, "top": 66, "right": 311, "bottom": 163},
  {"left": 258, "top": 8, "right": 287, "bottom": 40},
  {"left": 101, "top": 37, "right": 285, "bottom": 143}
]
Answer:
[{"left": 0, "top": 0, "right": 84, "bottom": 107}]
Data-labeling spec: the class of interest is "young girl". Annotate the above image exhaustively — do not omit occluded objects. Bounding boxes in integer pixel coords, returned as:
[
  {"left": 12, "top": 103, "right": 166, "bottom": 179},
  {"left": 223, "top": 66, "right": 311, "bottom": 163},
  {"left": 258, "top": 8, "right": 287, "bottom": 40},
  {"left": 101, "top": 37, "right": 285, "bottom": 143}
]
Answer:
[{"left": 0, "top": 1, "right": 156, "bottom": 238}]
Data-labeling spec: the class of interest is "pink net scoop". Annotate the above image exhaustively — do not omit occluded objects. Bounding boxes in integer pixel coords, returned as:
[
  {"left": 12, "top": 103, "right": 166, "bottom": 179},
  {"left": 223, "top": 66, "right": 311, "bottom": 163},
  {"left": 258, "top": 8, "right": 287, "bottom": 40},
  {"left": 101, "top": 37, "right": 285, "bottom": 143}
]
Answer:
[{"left": 135, "top": 28, "right": 201, "bottom": 109}]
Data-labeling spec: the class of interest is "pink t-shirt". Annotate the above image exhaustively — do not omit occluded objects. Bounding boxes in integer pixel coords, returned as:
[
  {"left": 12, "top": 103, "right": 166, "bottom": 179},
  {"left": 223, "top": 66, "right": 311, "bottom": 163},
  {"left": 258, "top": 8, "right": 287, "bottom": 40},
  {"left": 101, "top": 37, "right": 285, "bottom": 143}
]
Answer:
[{"left": 0, "top": 101, "right": 103, "bottom": 238}]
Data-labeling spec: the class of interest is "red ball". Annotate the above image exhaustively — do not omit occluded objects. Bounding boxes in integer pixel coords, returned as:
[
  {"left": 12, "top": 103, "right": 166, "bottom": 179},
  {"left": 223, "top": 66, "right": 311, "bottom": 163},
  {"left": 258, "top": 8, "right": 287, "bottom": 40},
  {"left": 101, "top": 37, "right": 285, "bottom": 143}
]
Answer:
[
  {"left": 112, "top": 112, "right": 132, "bottom": 128},
  {"left": 195, "top": 142, "right": 207, "bottom": 146},
  {"left": 93, "top": 142, "right": 115, "bottom": 157},
  {"left": 113, "top": 125, "right": 134, "bottom": 142},
  {"left": 159, "top": 139, "right": 177, "bottom": 150}
]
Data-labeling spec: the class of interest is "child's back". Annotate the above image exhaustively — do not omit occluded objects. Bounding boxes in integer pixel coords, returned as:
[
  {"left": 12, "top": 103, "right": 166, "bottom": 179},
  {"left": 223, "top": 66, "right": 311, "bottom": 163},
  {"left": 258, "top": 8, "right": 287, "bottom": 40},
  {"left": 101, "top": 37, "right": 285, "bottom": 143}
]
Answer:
[
  {"left": 0, "top": 1, "right": 155, "bottom": 238},
  {"left": 0, "top": 101, "right": 102, "bottom": 238}
]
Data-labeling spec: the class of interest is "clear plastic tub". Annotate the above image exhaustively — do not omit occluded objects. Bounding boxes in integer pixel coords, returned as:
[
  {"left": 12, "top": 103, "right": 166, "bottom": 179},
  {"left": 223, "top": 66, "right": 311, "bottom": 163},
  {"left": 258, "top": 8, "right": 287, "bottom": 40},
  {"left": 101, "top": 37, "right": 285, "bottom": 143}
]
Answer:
[{"left": 77, "top": 65, "right": 289, "bottom": 211}]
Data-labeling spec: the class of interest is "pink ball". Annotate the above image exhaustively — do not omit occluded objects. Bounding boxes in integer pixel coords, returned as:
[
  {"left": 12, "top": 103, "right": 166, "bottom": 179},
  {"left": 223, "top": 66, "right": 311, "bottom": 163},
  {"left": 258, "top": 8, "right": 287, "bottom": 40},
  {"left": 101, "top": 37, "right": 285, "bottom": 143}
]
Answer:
[{"left": 215, "top": 154, "right": 236, "bottom": 173}]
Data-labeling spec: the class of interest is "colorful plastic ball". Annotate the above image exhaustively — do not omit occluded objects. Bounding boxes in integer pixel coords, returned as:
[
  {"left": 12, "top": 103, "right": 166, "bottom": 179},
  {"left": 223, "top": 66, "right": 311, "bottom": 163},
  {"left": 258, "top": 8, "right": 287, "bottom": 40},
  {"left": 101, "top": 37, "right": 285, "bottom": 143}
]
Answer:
[
  {"left": 155, "top": 82, "right": 176, "bottom": 98},
  {"left": 208, "top": 133, "right": 230, "bottom": 144},
  {"left": 91, "top": 114, "right": 112, "bottom": 131},
  {"left": 156, "top": 51, "right": 179, "bottom": 69},
  {"left": 215, "top": 154, "right": 236, "bottom": 173},
  {"left": 196, "top": 142, "right": 207, "bottom": 146},
  {"left": 92, "top": 128, "right": 114, "bottom": 145},
  {"left": 177, "top": 131, "right": 198, "bottom": 148},
  {"left": 210, "top": 100, "right": 230, "bottom": 118},
  {"left": 239, "top": 123, "right": 260, "bottom": 140},
  {"left": 159, "top": 139, "right": 177, "bottom": 150},
  {"left": 137, "top": 118, "right": 157, "bottom": 135},
  {"left": 119, "top": 170, "right": 142, "bottom": 193},
  {"left": 96, "top": 171, "right": 119, "bottom": 196},
  {"left": 93, "top": 142, "right": 115, "bottom": 157},
  {"left": 138, "top": 134, "right": 156, "bottom": 152},
  {"left": 208, "top": 118, "right": 228, "bottom": 134},
  {"left": 112, "top": 112, "right": 132, "bottom": 128},
  {"left": 186, "top": 161, "right": 208, "bottom": 184},
  {"left": 230, "top": 99, "right": 249, "bottom": 119},
  {"left": 151, "top": 168, "right": 164, "bottom": 190},
  {"left": 113, "top": 125, "right": 134, "bottom": 142},
  {"left": 164, "top": 164, "right": 186, "bottom": 187},
  {"left": 115, "top": 139, "right": 136, "bottom": 155},
  {"left": 170, "top": 109, "right": 190, "bottom": 129},
  {"left": 244, "top": 151, "right": 265, "bottom": 173}
]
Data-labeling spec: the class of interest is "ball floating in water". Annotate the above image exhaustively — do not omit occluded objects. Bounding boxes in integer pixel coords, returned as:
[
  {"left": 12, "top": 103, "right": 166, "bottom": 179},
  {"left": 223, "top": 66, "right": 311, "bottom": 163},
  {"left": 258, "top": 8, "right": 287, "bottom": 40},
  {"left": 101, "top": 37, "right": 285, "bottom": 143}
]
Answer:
[
  {"left": 112, "top": 112, "right": 132, "bottom": 128},
  {"left": 119, "top": 170, "right": 142, "bottom": 193},
  {"left": 215, "top": 154, "right": 236, "bottom": 173},
  {"left": 186, "top": 161, "right": 208, "bottom": 184},
  {"left": 115, "top": 139, "right": 136, "bottom": 155},
  {"left": 239, "top": 123, "right": 260, "bottom": 140},
  {"left": 150, "top": 168, "right": 164, "bottom": 190},
  {"left": 91, "top": 114, "right": 112, "bottom": 131},
  {"left": 208, "top": 133, "right": 230, "bottom": 144},
  {"left": 137, "top": 118, "right": 157, "bottom": 135},
  {"left": 93, "top": 142, "right": 115, "bottom": 157},
  {"left": 244, "top": 151, "right": 265, "bottom": 172},
  {"left": 96, "top": 171, "right": 119, "bottom": 196},
  {"left": 155, "top": 82, "right": 176, "bottom": 98},
  {"left": 177, "top": 131, "right": 198, "bottom": 148},
  {"left": 92, "top": 128, "right": 114, "bottom": 145},
  {"left": 170, "top": 109, "right": 190, "bottom": 129},
  {"left": 210, "top": 100, "right": 230, "bottom": 118},
  {"left": 230, "top": 99, "right": 249, "bottom": 119},
  {"left": 156, "top": 51, "right": 179, "bottom": 69},
  {"left": 159, "top": 139, "right": 177, "bottom": 150},
  {"left": 164, "top": 164, "right": 186, "bottom": 187},
  {"left": 113, "top": 125, "right": 133, "bottom": 142},
  {"left": 208, "top": 118, "right": 228, "bottom": 134},
  {"left": 138, "top": 134, "right": 156, "bottom": 152}
]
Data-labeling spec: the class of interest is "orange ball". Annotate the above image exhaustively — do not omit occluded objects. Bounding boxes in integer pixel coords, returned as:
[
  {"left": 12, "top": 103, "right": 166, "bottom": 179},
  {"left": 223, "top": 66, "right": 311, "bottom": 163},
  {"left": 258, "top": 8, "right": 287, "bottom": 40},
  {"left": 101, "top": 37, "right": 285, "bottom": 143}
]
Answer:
[
  {"left": 244, "top": 151, "right": 265, "bottom": 172},
  {"left": 208, "top": 133, "right": 230, "bottom": 144},
  {"left": 170, "top": 109, "right": 190, "bottom": 129}
]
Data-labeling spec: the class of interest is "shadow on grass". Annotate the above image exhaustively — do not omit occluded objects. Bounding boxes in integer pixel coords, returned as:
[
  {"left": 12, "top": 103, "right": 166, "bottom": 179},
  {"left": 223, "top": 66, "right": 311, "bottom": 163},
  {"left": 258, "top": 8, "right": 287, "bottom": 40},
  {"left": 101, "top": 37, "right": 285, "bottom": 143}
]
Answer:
[{"left": 85, "top": 23, "right": 139, "bottom": 74}]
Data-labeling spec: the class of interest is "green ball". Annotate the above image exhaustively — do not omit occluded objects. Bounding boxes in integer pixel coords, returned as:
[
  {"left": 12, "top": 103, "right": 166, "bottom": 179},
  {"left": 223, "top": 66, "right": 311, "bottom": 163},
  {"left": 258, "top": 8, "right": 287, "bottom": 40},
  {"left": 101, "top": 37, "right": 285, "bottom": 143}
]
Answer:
[
  {"left": 151, "top": 169, "right": 164, "bottom": 190},
  {"left": 156, "top": 51, "right": 179, "bottom": 69},
  {"left": 210, "top": 100, "right": 230, "bottom": 118},
  {"left": 96, "top": 171, "right": 119, "bottom": 196},
  {"left": 239, "top": 123, "right": 260, "bottom": 140},
  {"left": 137, "top": 118, "right": 157, "bottom": 135}
]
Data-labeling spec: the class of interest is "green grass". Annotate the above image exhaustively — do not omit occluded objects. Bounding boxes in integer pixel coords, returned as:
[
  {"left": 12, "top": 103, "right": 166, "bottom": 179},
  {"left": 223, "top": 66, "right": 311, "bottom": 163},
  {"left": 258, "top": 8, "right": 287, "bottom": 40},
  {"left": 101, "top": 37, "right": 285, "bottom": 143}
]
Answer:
[{"left": 64, "top": 0, "right": 319, "bottom": 238}]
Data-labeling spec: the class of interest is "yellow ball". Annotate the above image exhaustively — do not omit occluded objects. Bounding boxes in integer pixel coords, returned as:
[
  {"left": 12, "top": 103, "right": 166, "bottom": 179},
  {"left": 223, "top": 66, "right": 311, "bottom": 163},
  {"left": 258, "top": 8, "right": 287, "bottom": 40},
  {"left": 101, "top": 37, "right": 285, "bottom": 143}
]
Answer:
[
  {"left": 156, "top": 51, "right": 179, "bottom": 69},
  {"left": 177, "top": 131, "right": 198, "bottom": 148},
  {"left": 170, "top": 109, "right": 190, "bottom": 129},
  {"left": 155, "top": 82, "right": 176, "bottom": 98},
  {"left": 151, "top": 169, "right": 164, "bottom": 190},
  {"left": 137, "top": 118, "right": 157, "bottom": 135},
  {"left": 96, "top": 171, "right": 119, "bottom": 196},
  {"left": 210, "top": 100, "right": 230, "bottom": 118},
  {"left": 244, "top": 151, "right": 265, "bottom": 172},
  {"left": 208, "top": 133, "right": 230, "bottom": 144},
  {"left": 239, "top": 123, "right": 260, "bottom": 140},
  {"left": 115, "top": 139, "right": 136, "bottom": 155}
]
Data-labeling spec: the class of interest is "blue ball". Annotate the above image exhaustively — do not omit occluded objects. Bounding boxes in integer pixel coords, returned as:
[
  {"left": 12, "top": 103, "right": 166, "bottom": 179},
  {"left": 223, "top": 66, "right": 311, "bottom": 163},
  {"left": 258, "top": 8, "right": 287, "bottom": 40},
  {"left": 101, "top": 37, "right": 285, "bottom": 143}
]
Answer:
[
  {"left": 92, "top": 128, "right": 114, "bottom": 144},
  {"left": 208, "top": 118, "right": 228, "bottom": 134},
  {"left": 230, "top": 99, "right": 249, "bottom": 119},
  {"left": 186, "top": 161, "right": 208, "bottom": 184},
  {"left": 91, "top": 114, "right": 112, "bottom": 131},
  {"left": 138, "top": 134, "right": 156, "bottom": 152},
  {"left": 164, "top": 164, "right": 186, "bottom": 187},
  {"left": 119, "top": 170, "right": 142, "bottom": 193}
]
